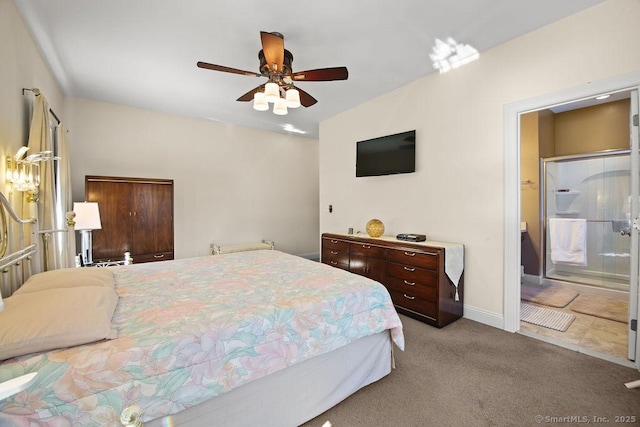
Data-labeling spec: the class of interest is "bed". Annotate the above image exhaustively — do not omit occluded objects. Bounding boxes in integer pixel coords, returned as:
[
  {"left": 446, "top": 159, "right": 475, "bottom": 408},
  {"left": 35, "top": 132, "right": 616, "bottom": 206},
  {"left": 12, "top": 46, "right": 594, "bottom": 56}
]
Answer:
[{"left": 0, "top": 245, "right": 404, "bottom": 426}]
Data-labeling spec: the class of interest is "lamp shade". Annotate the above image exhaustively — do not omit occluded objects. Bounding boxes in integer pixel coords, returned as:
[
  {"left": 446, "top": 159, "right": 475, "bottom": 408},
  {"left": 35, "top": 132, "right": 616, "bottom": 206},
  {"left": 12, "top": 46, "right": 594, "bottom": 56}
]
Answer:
[
  {"left": 273, "top": 97, "right": 288, "bottom": 115},
  {"left": 253, "top": 92, "right": 269, "bottom": 111},
  {"left": 285, "top": 89, "right": 301, "bottom": 108},
  {"left": 264, "top": 82, "right": 280, "bottom": 103},
  {"left": 73, "top": 202, "right": 102, "bottom": 231}
]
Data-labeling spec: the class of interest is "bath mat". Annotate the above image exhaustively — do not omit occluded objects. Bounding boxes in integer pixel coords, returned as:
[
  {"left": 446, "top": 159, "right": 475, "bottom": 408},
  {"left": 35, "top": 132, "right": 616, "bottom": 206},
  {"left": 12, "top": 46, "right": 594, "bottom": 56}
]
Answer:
[
  {"left": 521, "top": 284, "right": 579, "bottom": 308},
  {"left": 570, "top": 294, "right": 628, "bottom": 323},
  {"left": 520, "top": 302, "right": 575, "bottom": 332}
]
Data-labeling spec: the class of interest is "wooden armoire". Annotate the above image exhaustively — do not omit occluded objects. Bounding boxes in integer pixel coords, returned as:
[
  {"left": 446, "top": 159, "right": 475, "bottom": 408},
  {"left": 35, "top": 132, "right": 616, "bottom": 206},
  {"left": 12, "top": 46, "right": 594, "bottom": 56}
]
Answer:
[{"left": 85, "top": 176, "right": 174, "bottom": 263}]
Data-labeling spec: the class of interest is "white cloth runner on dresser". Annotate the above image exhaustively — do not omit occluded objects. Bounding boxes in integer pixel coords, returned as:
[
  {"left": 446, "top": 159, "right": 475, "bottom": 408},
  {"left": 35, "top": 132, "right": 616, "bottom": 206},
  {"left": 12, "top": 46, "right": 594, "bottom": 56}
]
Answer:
[{"left": 424, "top": 241, "right": 464, "bottom": 301}]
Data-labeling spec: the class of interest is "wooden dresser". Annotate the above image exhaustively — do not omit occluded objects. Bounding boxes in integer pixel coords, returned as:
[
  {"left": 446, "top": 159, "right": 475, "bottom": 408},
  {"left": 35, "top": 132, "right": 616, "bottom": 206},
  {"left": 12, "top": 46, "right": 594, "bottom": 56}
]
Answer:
[{"left": 321, "top": 232, "right": 464, "bottom": 327}]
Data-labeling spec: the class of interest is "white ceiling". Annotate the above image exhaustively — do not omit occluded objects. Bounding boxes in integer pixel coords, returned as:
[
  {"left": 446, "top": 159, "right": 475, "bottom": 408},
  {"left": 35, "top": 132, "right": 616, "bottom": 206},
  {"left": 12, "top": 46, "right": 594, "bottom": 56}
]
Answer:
[{"left": 14, "top": 0, "right": 605, "bottom": 139}]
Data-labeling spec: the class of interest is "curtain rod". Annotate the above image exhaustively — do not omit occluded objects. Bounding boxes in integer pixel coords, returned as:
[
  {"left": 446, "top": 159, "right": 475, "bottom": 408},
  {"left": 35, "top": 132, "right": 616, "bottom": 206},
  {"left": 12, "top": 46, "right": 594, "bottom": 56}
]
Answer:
[{"left": 21, "top": 87, "right": 61, "bottom": 125}]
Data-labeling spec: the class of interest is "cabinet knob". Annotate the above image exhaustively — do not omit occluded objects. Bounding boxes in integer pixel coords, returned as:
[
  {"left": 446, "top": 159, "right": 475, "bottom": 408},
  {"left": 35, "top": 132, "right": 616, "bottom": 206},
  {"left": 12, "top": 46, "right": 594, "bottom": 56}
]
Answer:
[
  {"left": 330, "top": 261, "right": 338, "bottom": 265},
  {"left": 404, "top": 280, "right": 415, "bottom": 286},
  {"left": 330, "top": 239, "right": 338, "bottom": 243},
  {"left": 404, "top": 251, "right": 416, "bottom": 257},
  {"left": 403, "top": 294, "right": 415, "bottom": 300},
  {"left": 153, "top": 254, "right": 165, "bottom": 258},
  {"left": 362, "top": 244, "right": 371, "bottom": 249},
  {"left": 330, "top": 250, "right": 338, "bottom": 255},
  {"left": 403, "top": 266, "right": 416, "bottom": 272}
]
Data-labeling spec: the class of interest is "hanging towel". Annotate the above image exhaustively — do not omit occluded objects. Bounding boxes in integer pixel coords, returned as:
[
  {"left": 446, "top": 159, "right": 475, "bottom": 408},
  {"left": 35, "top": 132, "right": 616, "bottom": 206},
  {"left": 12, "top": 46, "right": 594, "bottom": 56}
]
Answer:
[{"left": 549, "top": 218, "right": 587, "bottom": 266}]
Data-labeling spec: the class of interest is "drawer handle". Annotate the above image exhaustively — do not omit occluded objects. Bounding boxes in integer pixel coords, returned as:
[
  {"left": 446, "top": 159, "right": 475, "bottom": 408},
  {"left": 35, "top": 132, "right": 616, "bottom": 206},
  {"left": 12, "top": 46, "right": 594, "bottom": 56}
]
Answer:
[
  {"left": 330, "top": 239, "right": 338, "bottom": 243},
  {"left": 403, "top": 266, "right": 416, "bottom": 272},
  {"left": 330, "top": 261, "right": 338, "bottom": 265},
  {"left": 153, "top": 254, "right": 165, "bottom": 258},
  {"left": 403, "top": 294, "right": 415, "bottom": 300},
  {"left": 404, "top": 252, "right": 416, "bottom": 257},
  {"left": 362, "top": 244, "right": 371, "bottom": 248},
  {"left": 404, "top": 280, "right": 415, "bottom": 286},
  {"left": 330, "top": 250, "right": 338, "bottom": 255}
]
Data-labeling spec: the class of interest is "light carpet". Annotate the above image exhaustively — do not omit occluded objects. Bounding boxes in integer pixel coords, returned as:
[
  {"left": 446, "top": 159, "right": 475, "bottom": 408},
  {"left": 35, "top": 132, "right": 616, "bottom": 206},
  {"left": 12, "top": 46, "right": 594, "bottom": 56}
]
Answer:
[
  {"left": 521, "top": 284, "right": 579, "bottom": 308},
  {"left": 520, "top": 302, "right": 576, "bottom": 332},
  {"left": 570, "top": 294, "right": 628, "bottom": 323}
]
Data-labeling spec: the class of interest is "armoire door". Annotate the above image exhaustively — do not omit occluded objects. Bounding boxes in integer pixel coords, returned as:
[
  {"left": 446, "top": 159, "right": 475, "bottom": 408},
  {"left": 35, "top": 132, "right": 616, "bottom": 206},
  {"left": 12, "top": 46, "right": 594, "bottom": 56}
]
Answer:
[
  {"left": 85, "top": 179, "right": 133, "bottom": 260},
  {"left": 131, "top": 181, "right": 174, "bottom": 261}
]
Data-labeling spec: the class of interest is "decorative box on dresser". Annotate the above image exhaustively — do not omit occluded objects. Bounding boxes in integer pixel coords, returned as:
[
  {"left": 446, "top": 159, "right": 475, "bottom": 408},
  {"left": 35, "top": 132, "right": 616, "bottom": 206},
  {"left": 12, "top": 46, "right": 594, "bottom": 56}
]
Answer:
[{"left": 321, "top": 233, "right": 464, "bottom": 328}]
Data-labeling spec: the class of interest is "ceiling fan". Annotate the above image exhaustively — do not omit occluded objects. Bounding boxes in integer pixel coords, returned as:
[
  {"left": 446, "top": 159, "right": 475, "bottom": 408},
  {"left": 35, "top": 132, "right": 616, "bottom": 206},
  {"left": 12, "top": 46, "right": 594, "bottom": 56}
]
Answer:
[{"left": 197, "top": 31, "right": 348, "bottom": 112}]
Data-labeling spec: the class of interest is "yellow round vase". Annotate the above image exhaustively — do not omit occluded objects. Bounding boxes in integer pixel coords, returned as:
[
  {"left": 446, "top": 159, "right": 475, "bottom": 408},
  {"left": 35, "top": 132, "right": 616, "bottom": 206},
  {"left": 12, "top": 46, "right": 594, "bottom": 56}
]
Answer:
[{"left": 366, "top": 219, "right": 385, "bottom": 237}]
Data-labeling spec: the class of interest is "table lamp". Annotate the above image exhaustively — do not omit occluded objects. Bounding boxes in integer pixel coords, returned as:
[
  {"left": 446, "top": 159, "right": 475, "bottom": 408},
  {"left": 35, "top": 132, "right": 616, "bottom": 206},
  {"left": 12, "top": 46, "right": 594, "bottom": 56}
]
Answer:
[{"left": 73, "top": 202, "right": 102, "bottom": 265}]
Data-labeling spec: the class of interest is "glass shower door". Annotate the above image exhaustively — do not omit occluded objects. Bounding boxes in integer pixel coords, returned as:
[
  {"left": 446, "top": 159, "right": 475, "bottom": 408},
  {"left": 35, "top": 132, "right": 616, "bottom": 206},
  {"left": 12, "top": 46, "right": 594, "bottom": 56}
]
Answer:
[{"left": 543, "top": 151, "right": 631, "bottom": 291}]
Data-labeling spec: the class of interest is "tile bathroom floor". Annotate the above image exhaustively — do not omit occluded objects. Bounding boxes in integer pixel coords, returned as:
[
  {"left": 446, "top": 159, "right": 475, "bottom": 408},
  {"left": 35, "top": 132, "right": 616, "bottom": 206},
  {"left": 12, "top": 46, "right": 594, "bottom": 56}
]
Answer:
[{"left": 519, "top": 286, "right": 629, "bottom": 362}]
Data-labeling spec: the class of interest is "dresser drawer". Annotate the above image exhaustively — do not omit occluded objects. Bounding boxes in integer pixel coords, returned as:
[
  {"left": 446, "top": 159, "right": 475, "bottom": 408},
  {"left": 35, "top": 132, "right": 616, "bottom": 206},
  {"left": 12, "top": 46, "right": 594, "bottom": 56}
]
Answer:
[
  {"left": 387, "top": 288, "right": 437, "bottom": 319},
  {"left": 387, "top": 248, "right": 438, "bottom": 270},
  {"left": 323, "top": 237, "right": 350, "bottom": 251},
  {"left": 386, "top": 276, "right": 437, "bottom": 302},
  {"left": 386, "top": 262, "right": 438, "bottom": 286},
  {"left": 322, "top": 247, "right": 350, "bottom": 270},
  {"left": 133, "top": 251, "right": 174, "bottom": 263},
  {"left": 349, "top": 242, "right": 386, "bottom": 258}
]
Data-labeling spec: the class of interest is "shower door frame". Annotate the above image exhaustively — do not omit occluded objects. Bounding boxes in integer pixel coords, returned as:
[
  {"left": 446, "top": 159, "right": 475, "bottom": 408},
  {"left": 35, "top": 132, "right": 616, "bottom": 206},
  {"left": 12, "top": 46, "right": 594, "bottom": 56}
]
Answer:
[{"left": 540, "top": 149, "right": 631, "bottom": 290}]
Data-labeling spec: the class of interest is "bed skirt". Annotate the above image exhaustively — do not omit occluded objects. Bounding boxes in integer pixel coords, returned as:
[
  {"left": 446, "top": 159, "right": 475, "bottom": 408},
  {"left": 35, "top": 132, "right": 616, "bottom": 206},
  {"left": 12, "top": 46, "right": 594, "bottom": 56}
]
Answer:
[{"left": 146, "top": 330, "right": 393, "bottom": 427}]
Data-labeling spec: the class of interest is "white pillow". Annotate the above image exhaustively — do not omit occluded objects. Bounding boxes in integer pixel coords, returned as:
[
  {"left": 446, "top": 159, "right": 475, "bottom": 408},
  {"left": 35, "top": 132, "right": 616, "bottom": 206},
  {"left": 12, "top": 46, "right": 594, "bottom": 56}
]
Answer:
[
  {"left": 14, "top": 268, "right": 115, "bottom": 294},
  {"left": 0, "top": 286, "right": 119, "bottom": 361}
]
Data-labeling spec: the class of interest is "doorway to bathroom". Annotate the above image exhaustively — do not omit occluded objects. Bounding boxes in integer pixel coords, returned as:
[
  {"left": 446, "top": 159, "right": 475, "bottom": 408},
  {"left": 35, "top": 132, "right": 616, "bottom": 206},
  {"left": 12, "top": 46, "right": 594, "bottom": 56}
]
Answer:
[{"left": 504, "top": 73, "right": 640, "bottom": 369}]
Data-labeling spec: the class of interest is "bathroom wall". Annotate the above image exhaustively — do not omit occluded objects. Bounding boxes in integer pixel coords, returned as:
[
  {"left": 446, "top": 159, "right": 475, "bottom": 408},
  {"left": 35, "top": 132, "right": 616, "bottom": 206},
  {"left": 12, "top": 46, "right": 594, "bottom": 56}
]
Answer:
[
  {"left": 520, "top": 98, "right": 631, "bottom": 277},
  {"left": 520, "top": 113, "right": 540, "bottom": 275},
  {"left": 554, "top": 99, "right": 630, "bottom": 156}
]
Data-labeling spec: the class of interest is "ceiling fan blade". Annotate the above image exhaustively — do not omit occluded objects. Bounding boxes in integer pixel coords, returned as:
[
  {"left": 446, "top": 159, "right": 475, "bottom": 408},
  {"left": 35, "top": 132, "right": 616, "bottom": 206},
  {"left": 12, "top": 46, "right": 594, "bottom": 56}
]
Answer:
[
  {"left": 291, "top": 67, "right": 348, "bottom": 82},
  {"left": 236, "top": 84, "right": 266, "bottom": 102},
  {"left": 294, "top": 86, "right": 318, "bottom": 107},
  {"left": 260, "top": 31, "right": 285, "bottom": 73},
  {"left": 197, "top": 61, "right": 260, "bottom": 77}
]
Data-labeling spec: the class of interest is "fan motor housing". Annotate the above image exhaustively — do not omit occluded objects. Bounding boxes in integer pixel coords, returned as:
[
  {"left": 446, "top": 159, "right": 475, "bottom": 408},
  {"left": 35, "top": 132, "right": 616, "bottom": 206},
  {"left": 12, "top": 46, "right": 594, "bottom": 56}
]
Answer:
[{"left": 259, "top": 49, "right": 293, "bottom": 76}]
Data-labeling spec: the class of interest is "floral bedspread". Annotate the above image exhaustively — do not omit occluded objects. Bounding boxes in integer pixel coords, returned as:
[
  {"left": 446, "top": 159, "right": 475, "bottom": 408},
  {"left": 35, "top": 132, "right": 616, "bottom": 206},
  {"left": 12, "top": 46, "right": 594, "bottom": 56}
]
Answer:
[{"left": 0, "top": 250, "right": 404, "bottom": 426}]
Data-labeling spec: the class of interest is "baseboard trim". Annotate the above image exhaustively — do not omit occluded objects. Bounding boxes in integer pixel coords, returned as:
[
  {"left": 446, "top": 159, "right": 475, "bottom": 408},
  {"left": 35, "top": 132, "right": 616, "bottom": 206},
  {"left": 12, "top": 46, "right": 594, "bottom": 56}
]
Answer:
[{"left": 463, "top": 304, "right": 505, "bottom": 330}]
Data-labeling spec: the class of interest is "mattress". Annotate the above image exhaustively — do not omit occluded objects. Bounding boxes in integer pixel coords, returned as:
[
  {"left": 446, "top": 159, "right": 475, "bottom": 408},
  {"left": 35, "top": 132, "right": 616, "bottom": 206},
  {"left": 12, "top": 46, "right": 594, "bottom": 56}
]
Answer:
[{"left": 0, "top": 250, "right": 403, "bottom": 425}]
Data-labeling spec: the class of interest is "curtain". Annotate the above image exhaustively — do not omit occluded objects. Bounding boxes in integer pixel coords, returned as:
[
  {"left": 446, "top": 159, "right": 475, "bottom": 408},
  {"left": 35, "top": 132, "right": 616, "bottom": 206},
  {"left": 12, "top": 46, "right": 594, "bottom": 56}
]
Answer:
[
  {"left": 27, "top": 94, "right": 59, "bottom": 271},
  {"left": 56, "top": 124, "right": 75, "bottom": 268}
]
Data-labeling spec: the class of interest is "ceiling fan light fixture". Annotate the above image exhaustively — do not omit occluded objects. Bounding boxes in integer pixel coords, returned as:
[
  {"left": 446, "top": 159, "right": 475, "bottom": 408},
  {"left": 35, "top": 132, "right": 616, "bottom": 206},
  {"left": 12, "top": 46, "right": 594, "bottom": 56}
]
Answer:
[
  {"left": 273, "top": 97, "right": 288, "bottom": 115},
  {"left": 253, "top": 92, "right": 269, "bottom": 111},
  {"left": 285, "top": 89, "right": 301, "bottom": 108},
  {"left": 264, "top": 82, "right": 280, "bottom": 103}
]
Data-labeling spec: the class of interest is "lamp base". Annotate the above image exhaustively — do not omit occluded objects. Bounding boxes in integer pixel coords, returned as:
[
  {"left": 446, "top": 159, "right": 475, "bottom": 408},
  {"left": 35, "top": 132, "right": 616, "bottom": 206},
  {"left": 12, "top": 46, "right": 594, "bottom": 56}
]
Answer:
[{"left": 80, "top": 230, "right": 94, "bottom": 265}]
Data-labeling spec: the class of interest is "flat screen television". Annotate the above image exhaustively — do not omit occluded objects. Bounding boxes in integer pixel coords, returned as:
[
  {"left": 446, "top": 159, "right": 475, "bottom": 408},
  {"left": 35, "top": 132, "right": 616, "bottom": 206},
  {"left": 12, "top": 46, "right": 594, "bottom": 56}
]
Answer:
[{"left": 356, "top": 130, "right": 416, "bottom": 177}]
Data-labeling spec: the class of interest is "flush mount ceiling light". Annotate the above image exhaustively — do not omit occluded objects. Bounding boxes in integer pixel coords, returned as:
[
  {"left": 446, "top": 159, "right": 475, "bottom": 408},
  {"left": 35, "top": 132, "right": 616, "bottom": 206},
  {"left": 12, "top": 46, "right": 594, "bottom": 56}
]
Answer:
[{"left": 429, "top": 38, "right": 479, "bottom": 73}]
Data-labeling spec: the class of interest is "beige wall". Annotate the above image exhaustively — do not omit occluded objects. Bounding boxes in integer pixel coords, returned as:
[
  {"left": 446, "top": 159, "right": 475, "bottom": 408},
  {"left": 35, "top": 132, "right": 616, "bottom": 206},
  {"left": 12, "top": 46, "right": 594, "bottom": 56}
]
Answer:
[
  {"left": 64, "top": 97, "right": 320, "bottom": 259},
  {"left": 319, "top": 0, "right": 640, "bottom": 323}
]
